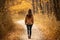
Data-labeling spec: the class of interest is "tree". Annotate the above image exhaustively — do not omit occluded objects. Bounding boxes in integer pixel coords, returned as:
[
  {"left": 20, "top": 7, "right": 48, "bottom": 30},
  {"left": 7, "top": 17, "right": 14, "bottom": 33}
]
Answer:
[
  {"left": 32, "top": 0, "right": 35, "bottom": 13},
  {"left": 0, "top": 0, "right": 14, "bottom": 40},
  {"left": 36, "top": 0, "right": 38, "bottom": 13},
  {"left": 53, "top": 0, "right": 60, "bottom": 20}
]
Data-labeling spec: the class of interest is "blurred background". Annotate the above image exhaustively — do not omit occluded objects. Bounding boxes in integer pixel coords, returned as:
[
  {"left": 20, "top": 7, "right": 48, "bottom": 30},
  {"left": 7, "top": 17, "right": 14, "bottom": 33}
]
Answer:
[{"left": 0, "top": 0, "right": 60, "bottom": 40}]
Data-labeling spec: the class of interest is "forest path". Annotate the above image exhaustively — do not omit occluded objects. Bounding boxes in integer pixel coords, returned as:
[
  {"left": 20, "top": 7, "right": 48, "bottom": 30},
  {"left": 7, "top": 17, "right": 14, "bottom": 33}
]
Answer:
[{"left": 15, "top": 20, "right": 44, "bottom": 40}]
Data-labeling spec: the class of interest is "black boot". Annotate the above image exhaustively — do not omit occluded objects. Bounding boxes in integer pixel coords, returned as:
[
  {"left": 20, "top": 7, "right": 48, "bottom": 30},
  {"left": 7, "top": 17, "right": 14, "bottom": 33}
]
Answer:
[{"left": 28, "top": 35, "right": 31, "bottom": 39}]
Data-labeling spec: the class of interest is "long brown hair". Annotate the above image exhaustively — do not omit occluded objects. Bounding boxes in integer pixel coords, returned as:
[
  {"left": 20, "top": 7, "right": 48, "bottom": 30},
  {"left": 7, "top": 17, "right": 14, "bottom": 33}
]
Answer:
[{"left": 27, "top": 9, "right": 33, "bottom": 18}]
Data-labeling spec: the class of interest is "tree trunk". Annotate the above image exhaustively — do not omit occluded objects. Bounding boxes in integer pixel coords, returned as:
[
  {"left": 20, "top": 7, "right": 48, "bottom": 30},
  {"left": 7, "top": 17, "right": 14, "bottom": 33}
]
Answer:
[
  {"left": 53, "top": 0, "right": 60, "bottom": 20},
  {"left": 36, "top": 0, "right": 38, "bottom": 13},
  {"left": 32, "top": 0, "right": 35, "bottom": 13}
]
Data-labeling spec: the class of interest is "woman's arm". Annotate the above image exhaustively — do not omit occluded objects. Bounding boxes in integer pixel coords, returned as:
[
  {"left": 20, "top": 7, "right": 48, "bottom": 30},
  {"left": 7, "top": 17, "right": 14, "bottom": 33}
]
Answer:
[
  {"left": 32, "top": 15, "right": 34, "bottom": 24},
  {"left": 25, "top": 16, "right": 27, "bottom": 24}
]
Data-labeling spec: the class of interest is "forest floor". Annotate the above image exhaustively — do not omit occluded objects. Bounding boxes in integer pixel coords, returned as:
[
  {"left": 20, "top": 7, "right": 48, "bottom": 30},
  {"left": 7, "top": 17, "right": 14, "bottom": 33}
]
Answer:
[
  {"left": 8, "top": 13, "right": 59, "bottom": 40},
  {"left": 15, "top": 20, "right": 44, "bottom": 40}
]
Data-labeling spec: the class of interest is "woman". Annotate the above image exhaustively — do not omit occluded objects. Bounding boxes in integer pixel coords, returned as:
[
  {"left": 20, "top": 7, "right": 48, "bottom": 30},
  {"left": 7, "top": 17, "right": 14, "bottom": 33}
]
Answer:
[{"left": 25, "top": 9, "right": 34, "bottom": 39}]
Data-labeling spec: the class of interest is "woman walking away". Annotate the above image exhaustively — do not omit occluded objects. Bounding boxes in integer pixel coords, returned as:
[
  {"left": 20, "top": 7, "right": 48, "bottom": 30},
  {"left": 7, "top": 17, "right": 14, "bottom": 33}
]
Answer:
[{"left": 25, "top": 9, "right": 34, "bottom": 39}]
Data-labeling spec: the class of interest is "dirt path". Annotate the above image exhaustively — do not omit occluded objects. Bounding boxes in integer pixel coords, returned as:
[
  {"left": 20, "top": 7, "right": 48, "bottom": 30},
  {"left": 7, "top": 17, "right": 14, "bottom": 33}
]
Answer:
[{"left": 16, "top": 20, "right": 44, "bottom": 40}]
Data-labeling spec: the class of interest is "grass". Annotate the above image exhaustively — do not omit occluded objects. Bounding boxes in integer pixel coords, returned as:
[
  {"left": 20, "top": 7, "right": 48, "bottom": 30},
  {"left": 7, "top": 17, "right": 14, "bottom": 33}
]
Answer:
[
  {"left": 11, "top": 13, "right": 25, "bottom": 21},
  {"left": 3, "top": 24, "right": 25, "bottom": 40},
  {"left": 0, "top": 12, "right": 25, "bottom": 40},
  {"left": 34, "top": 13, "right": 58, "bottom": 40}
]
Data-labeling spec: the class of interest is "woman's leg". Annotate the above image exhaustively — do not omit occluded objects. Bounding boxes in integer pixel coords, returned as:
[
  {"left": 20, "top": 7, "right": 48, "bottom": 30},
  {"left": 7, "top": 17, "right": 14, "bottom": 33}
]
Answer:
[
  {"left": 27, "top": 25, "right": 32, "bottom": 39},
  {"left": 26, "top": 25, "right": 30, "bottom": 38},
  {"left": 29, "top": 25, "right": 32, "bottom": 38}
]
